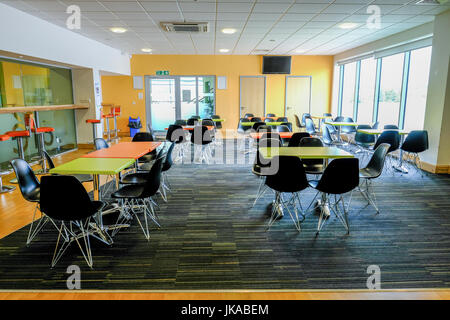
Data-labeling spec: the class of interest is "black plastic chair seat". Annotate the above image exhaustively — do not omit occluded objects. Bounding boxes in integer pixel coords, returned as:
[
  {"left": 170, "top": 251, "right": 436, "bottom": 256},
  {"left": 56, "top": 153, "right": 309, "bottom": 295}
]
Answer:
[
  {"left": 27, "top": 187, "right": 40, "bottom": 202},
  {"left": 92, "top": 201, "right": 106, "bottom": 213},
  {"left": 138, "top": 153, "right": 156, "bottom": 163},
  {"left": 121, "top": 173, "right": 147, "bottom": 185},
  {"left": 74, "top": 174, "right": 93, "bottom": 183},
  {"left": 356, "top": 141, "right": 375, "bottom": 148},
  {"left": 304, "top": 164, "right": 324, "bottom": 174},
  {"left": 359, "top": 167, "right": 380, "bottom": 179},
  {"left": 252, "top": 164, "right": 262, "bottom": 176},
  {"left": 111, "top": 184, "right": 145, "bottom": 199}
]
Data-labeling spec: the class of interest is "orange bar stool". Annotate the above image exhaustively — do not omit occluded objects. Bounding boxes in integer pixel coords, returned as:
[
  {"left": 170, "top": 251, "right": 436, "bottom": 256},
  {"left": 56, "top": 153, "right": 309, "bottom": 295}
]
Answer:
[
  {"left": 102, "top": 111, "right": 114, "bottom": 142},
  {"left": 25, "top": 114, "right": 55, "bottom": 174},
  {"left": 111, "top": 106, "right": 121, "bottom": 140},
  {"left": 0, "top": 134, "right": 16, "bottom": 193},
  {"left": 86, "top": 118, "right": 101, "bottom": 143},
  {"left": 4, "top": 129, "right": 30, "bottom": 183}
]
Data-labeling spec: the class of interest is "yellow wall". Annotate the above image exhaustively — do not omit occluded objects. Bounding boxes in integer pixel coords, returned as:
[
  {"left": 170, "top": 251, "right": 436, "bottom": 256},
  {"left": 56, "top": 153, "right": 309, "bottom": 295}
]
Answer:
[
  {"left": 2, "top": 61, "right": 24, "bottom": 106},
  {"left": 101, "top": 55, "right": 334, "bottom": 133}
]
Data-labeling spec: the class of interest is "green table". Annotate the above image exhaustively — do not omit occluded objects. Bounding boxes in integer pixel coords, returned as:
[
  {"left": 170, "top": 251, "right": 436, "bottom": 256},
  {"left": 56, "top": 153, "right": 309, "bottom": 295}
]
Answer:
[
  {"left": 49, "top": 158, "right": 135, "bottom": 201},
  {"left": 357, "top": 129, "right": 408, "bottom": 135},
  {"left": 259, "top": 146, "right": 354, "bottom": 229},
  {"left": 50, "top": 157, "right": 135, "bottom": 244},
  {"left": 259, "top": 147, "right": 354, "bottom": 163},
  {"left": 241, "top": 122, "right": 284, "bottom": 127},
  {"left": 212, "top": 119, "right": 225, "bottom": 122}
]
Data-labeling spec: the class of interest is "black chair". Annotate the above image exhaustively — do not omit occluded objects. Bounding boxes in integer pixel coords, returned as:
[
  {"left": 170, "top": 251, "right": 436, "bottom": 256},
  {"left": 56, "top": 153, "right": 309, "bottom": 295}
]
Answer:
[
  {"left": 305, "top": 117, "right": 318, "bottom": 136},
  {"left": 354, "top": 143, "right": 390, "bottom": 214},
  {"left": 400, "top": 130, "right": 429, "bottom": 176},
  {"left": 40, "top": 175, "right": 105, "bottom": 268},
  {"left": 94, "top": 138, "right": 109, "bottom": 150},
  {"left": 191, "top": 115, "right": 201, "bottom": 120},
  {"left": 250, "top": 117, "right": 262, "bottom": 123},
  {"left": 253, "top": 122, "right": 267, "bottom": 132},
  {"left": 252, "top": 138, "right": 281, "bottom": 207},
  {"left": 288, "top": 132, "right": 310, "bottom": 147},
  {"left": 187, "top": 118, "right": 198, "bottom": 126},
  {"left": 264, "top": 118, "right": 275, "bottom": 123},
  {"left": 160, "top": 142, "right": 176, "bottom": 201},
  {"left": 276, "top": 117, "right": 288, "bottom": 122},
  {"left": 265, "top": 156, "right": 309, "bottom": 232},
  {"left": 280, "top": 122, "right": 293, "bottom": 132},
  {"left": 322, "top": 124, "right": 340, "bottom": 146},
  {"left": 323, "top": 113, "right": 332, "bottom": 117},
  {"left": 299, "top": 137, "right": 325, "bottom": 175},
  {"left": 301, "top": 113, "right": 311, "bottom": 127},
  {"left": 238, "top": 118, "right": 251, "bottom": 133},
  {"left": 373, "top": 130, "right": 400, "bottom": 173},
  {"left": 191, "top": 125, "right": 214, "bottom": 163},
  {"left": 266, "top": 113, "right": 276, "bottom": 117},
  {"left": 341, "top": 117, "right": 357, "bottom": 137},
  {"left": 202, "top": 119, "right": 215, "bottom": 127},
  {"left": 294, "top": 114, "right": 303, "bottom": 130},
  {"left": 212, "top": 115, "right": 222, "bottom": 129},
  {"left": 276, "top": 125, "right": 291, "bottom": 145},
  {"left": 43, "top": 151, "right": 93, "bottom": 184},
  {"left": 166, "top": 124, "right": 189, "bottom": 162},
  {"left": 354, "top": 125, "right": 375, "bottom": 156},
  {"left": 384, "top": 124, "right": 398, "bottom": 129},
  {"left": 112, "top": 152, "right": 165, "bottom": 240},
  {"left": 10, "top": 158, "right": 49, "bottom": 245},
  {"left": 174, "top": 119, "right": 187, "bottom": 126},
  {"left": 244, "top": 113, "right": 254, "bottom": 118},
  {"left": 308, "top": 158, "right": 359, "bottom": 235},
  {"left": 322, "top": 113, "right": 332, "bottom": 128},
  {"left": 334, "top": 116, "right": 344, "bottom": 122},
  {"left": 133, "top": 132, "right": 157, "bottom": 164}
]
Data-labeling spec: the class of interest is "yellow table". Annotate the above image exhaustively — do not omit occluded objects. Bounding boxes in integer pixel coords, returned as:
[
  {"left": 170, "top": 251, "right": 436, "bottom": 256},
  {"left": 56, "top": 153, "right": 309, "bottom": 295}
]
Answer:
[
  {"left": 259, "top": 146, "right": 354, "bottom": 161},
  {"left": 357, "top": 129, "right": 408, "bottom": 135},
  {"left": 311, "top": 115, "right": 332, "bottom": 131},
  {"left": 357, "top": 129, "right": 410, "bottom": 173}
]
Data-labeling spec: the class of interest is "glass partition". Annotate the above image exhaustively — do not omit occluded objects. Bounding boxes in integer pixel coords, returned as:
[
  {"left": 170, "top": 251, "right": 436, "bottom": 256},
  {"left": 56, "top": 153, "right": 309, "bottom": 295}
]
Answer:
[
  {"left": 0, "top": 58, "right": 76, "bottom": 170},
  {"left": 378, "top": 53, "right": 404, "bottom": 128},
  {"left": 341, "top": 62, "right": 356, "bottom": 119}
]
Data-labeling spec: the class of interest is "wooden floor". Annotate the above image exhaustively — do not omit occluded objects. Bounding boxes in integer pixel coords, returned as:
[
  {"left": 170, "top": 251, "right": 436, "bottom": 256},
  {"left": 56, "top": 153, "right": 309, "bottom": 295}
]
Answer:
[{"left": 0, "top": 135, "right": 449, "bottom": 300}]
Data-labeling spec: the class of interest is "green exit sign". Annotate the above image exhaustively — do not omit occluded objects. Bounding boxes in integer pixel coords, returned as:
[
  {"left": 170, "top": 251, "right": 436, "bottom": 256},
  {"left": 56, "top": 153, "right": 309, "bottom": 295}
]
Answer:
[{"left": 156, "top": 70, "right": 169, "bottom": 75}]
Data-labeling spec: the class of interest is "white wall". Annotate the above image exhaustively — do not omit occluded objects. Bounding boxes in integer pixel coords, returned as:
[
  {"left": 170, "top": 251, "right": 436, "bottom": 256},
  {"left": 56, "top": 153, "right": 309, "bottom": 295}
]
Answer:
[
  {"left": 334, "top": 22, "right": 434, "bottom": 63},
  {"left": 0, "top": 3, "right": 130, "bottom": 75},
  {"left": 422, "top": 10, "right": 450, "bottom": 168}
]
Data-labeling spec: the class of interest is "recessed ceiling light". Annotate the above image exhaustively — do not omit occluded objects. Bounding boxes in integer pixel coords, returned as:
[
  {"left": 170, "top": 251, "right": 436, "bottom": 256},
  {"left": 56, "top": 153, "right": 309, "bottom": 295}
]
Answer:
[
  {"left": 296, "top": 49, "right": 306, "bottom": 54},
  {"left": 219, "top": 49, "right": 230, "bottom": 53},
  {"left": 110, "top": 27, "right": 127, "bottom": 33},
  {"left": 338, "top": 22, "right": 358, "bottom": 29},
  {"left": 221, "top": 28, "right": 237, "bottom": 34},
  {"left": 141, "top": 48, "right": 152, "bottom": 53}
]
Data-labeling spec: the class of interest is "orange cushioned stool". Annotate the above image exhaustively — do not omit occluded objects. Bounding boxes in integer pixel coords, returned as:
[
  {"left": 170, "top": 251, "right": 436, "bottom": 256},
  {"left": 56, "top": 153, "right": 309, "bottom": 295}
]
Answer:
[
  {"left": 3, "top": 130, "right": 30, "bottom": 184},
  {"left": 86, "top": 118, "right": 102, "bottom": 144},
  {"left": 0, "top": 134, "right": 16, "bottom": 193},
  {"left": 102, "top": 112, "right": 114, "bottom": 142},
  {"left": 25, "top": 114, "right": 55, "bottom": 174}
]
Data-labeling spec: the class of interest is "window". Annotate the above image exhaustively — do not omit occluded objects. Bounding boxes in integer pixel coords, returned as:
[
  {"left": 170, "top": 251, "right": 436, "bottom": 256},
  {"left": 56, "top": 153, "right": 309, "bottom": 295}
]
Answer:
[
  {"left": 377, "top": 53, "right": 404, "bottom": 127},
  {"left": 403, "top": 46, "right": 432, "bottom": 131},
  {"left": 356, "top": 58, "right": 376, "bottom": 124},
  {"left": 331, "top": 64, "right": 340, "bottom": 116},
  {"left": 341, "top": 62, "right": 356, "bottom": 118}
]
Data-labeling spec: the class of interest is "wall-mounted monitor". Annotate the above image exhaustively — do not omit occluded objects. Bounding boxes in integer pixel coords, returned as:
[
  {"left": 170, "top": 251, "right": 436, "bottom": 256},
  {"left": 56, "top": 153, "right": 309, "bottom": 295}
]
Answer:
[{"left": 262, "top": 56, "right": 291, "bottom": 74}]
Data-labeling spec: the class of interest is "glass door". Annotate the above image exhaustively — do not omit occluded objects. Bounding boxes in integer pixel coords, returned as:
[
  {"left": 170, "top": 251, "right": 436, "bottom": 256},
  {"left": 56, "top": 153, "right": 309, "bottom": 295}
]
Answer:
[
  {"left": 147, "top": 77, "right": 177, "bottom": 131},
  {"left": 146, "top": 76, "right": 216, "bottom": 131}
]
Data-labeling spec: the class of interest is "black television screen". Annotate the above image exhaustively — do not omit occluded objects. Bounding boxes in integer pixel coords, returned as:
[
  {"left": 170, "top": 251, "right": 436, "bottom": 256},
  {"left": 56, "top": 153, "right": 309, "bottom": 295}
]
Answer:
[{"left": 262, "top": 56, "right": 291, "bottom": 74}]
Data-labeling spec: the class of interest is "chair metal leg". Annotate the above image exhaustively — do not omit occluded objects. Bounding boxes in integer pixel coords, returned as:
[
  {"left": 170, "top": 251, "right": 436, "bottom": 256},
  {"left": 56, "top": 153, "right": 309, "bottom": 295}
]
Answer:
[
  {"left": 252, "top": 176, "right": 266, "bottom": 208},
  {"left": 358, "top": 179, "right": 379, "bottom": 213}
]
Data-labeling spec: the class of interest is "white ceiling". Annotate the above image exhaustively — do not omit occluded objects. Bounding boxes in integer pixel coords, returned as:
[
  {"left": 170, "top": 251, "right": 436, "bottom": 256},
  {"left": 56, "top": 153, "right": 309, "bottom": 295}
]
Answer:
[{"left": 1, "top": 0, "right": 449, "bottom": 55}]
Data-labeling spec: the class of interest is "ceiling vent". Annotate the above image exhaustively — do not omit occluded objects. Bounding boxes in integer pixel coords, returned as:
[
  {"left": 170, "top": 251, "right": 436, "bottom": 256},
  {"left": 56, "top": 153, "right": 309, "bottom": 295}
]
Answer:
[{"left": 160, "top": 22, "right": 209, "bottom": 33}]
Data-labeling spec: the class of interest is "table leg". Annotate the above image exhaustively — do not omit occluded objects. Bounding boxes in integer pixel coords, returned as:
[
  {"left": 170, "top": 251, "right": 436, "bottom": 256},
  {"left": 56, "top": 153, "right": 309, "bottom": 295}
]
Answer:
[{"left": 393, "top": 135, "right": 408, "bottom": 173}]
